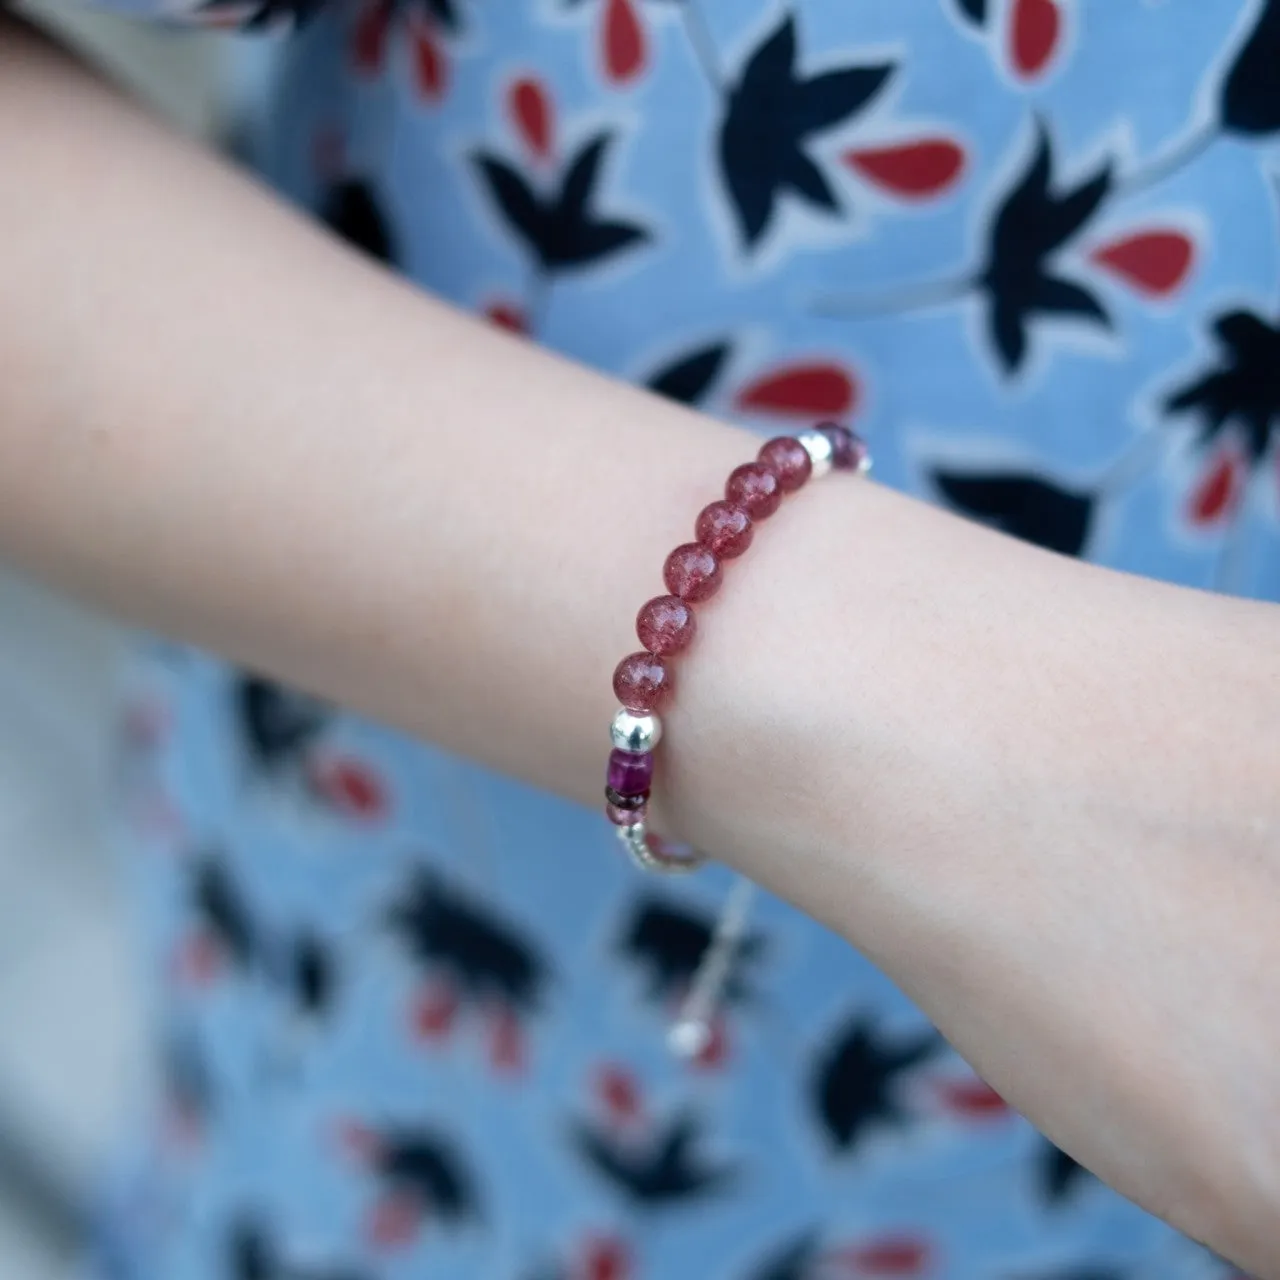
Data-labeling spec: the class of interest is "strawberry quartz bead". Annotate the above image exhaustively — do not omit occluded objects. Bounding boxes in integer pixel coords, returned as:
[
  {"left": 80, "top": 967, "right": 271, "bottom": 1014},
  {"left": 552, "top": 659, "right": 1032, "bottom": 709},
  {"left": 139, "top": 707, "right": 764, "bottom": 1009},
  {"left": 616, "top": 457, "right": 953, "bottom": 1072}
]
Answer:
[
  {"left": 637, "top": 595, "right": 697, "bottom": 656},
  {"left": 819, "top": 423, "right": 870, "bottom": 472},
  {"left": 663, "top": 543, "right": 722, "bottom": 603},
  {"left": 758, "top": 436, "right": 813, "bottom": 492},
  {"left": 725, "top": 462, "right": 783, "bottom": 520},
  {"left": 613, "top": 651, "right": 671, "bottom": 711},
  {"left": 695, "top": 501, "right": 753, "bottom": 559}
]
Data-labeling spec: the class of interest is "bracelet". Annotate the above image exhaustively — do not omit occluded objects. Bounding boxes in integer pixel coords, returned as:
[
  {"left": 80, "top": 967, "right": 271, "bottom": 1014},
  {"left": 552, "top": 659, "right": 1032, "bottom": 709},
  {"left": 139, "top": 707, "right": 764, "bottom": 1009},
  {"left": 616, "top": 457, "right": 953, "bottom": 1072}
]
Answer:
[
  {"left": 602, "top": 422, "right": 870, "bottom": 1058},
  {"left": 604, "top": 422, "right": 871, "bottom": 873}
]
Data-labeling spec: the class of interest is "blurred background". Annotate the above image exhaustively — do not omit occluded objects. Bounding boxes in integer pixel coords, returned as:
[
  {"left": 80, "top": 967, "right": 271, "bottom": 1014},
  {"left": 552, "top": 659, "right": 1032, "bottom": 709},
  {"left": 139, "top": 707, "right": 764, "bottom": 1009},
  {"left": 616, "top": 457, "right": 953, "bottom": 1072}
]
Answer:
[{"left": 0, "top": 11, "right": 253, "bottom": 1274}]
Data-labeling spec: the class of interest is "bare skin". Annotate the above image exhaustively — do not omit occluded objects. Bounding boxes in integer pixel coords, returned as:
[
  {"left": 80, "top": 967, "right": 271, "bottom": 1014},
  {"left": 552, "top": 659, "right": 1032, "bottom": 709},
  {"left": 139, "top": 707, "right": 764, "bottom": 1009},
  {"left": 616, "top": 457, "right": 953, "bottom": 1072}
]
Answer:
[{"left": 2, "top": 15, "right": 1279, "bottom": 1274}]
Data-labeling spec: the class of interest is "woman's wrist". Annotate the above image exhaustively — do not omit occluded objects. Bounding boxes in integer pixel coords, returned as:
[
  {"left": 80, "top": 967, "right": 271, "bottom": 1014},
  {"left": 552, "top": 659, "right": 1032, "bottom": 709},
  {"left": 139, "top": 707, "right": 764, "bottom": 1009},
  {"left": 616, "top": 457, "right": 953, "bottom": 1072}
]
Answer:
[{"left": 658, "top": 460, "right": 1280, "bottom": 1270}]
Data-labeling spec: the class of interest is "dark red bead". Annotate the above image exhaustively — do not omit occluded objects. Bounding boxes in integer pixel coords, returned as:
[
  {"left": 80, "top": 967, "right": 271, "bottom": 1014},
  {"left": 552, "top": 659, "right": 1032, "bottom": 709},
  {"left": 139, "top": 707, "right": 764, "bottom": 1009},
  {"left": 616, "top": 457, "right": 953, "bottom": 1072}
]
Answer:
[
  {"left": 663, "top": 543, "right": 722, "bottom": 603},
  {"left": 606, "top": 798, "right": 648, "bottom": 827},
  {"left": 605, "top": 785, "right": 649, "bottom": 810},
  {"left": 612, "top": 652, "right": 671, "bottom": 712},
  {"left": 695, "top": 501, "right": 754, "bottom": 559},
  {"left": 636, "top": 595, "right": 697, "bottom": 656},
  {"left": 758, "top": 436, "right": 813, "bottom": 492},
  {"left": 725, "top": 462, "right": 783, "bottom": 520},
  {"left": 819, "top": 422, "right": 869, "bottom": 471}
]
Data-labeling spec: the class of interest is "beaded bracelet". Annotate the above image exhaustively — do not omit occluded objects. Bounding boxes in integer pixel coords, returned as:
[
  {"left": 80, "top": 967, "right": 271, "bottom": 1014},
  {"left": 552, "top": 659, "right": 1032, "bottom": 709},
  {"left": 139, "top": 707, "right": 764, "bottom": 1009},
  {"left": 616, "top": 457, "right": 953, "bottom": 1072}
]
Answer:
[{"left": 603, "top": 422, "right": 871, "bottom": 1054}]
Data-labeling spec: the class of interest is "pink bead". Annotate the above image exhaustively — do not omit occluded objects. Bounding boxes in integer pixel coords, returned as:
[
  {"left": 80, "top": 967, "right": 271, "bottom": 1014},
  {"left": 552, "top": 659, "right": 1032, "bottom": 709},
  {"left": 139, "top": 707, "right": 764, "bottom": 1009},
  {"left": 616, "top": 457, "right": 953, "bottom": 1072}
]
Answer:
[
  {"left": 819, "top": 423, "right": 869, "bottom": 472},
  {"left": 606, "top": 799, "right": 648, "bottom": 827},
  {"left": 725, "top": 462, "right": 783, "bottom": 520},
  {"left": 636, "top": 595, "right": 697, "bottom": 656},
  {"left": 758, "top": 436, "right": 813, "bottom": 492},
  {"left": 607, "top": 748, "right": 655, "bottom": 796},
  {"left": 612, "top": 651, "right": 671, "bottom": 712},
  {"left": 695, "top": 501, "right": 754, "bottom": 559},
  {"left": 663, "top": 543, "right": 722, "bottom": 603}
]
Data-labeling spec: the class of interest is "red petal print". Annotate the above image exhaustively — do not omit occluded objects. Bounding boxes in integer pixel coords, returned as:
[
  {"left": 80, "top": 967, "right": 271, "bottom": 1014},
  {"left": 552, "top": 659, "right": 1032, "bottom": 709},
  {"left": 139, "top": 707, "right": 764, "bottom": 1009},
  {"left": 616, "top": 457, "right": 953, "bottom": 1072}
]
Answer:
[
  {"left": 595, "top": 1064, "right": 643, "bottom": 1122},
  {"left": 828, "top": 1236, "right": 932, "bottom": 1277},
  {"left": 352, "top": 0, "right": 393, "bottom": 74},
  {"left": 579, "top": 1235, "right": 632, "bottom": 1280},
  {"left": 935, "top": 1076, "right": 1013, "bottom": 1118},
  {"left": 603, "top": 0, "right": 646, "bottom": 85},
  {"left": 410, "top": 21, "right": 448, "bottom": 102},
  {"left": 734, "top": 363, "right": 859, "bottom": 419},
  {"left": 508, "top": 77, "right": 555, "bottom": 160},
  {"left": 366, "top": 1193, "right": 424, "bottom": 1251},
  {"left": 692, "top": 1014, "right": 730, "bottom": 1071},
  {"left": 844, "top": 139, "right": 966, "bottom": 199},
  {"left": 1089, "top": 230, "right": 1194, "bottom": 299},
  {"left": 485, "top": 301, "right": 530, "bottom": 334},
  {"left": 121, "top": 699, "right": 171, "bottom": 750},
  {"left": 309, "top": 756, "right": 389, "bottom": 820},
  {"left": 333, "top": 1118, "right": 383, "bottom": 1163},
  {"left": 489, "top": 1005, "right": 526, "bottom": 1074},
  {"left": 1188, "top": 451, "right": 1243, "bottom": 526},
  {"left": 175, "top": 933, "right": 222, "bottom": 987},
  {"left": 1010, "top": 0, "right": 1062, "bottom": 79},
  {"left": 195, "top": 6, "right": 251, "bottom": 29},
  {"left": 163, "top": 1102, "right": 204, "bottom": 1152},
  {"left": 411, "top": 982, "right": 459, "bottom": 1041},
  {"left": 134, "top": 790, "right": 185, "bottom": 842}
]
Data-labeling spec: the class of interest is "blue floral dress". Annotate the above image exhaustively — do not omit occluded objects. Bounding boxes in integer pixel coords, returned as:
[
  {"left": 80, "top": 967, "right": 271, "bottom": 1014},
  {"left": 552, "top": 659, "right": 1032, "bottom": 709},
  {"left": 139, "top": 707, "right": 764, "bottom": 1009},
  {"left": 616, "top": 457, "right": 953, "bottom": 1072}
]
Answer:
[{"left": 91, "top": 1, "right": 1280, "bottom": 1277}]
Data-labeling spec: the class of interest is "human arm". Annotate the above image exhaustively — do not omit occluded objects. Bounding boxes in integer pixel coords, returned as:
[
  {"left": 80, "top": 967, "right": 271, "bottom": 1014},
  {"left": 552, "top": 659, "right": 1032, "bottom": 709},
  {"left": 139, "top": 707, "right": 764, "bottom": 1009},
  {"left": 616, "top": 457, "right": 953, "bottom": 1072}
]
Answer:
[{"left": 3, "top": 12, "right": 1280, "bottom": 1273}]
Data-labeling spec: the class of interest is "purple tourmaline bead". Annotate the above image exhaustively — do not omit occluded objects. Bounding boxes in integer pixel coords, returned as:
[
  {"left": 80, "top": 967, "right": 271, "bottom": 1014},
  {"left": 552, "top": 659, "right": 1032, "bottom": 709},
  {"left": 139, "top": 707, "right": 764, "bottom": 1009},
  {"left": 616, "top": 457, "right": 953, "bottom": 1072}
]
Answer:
[
  {"left": 607, "top": 748, "right": 654, "bottom": 797},
  {"left": 819, "top": 423, "right": 870, "bottom": 471}
]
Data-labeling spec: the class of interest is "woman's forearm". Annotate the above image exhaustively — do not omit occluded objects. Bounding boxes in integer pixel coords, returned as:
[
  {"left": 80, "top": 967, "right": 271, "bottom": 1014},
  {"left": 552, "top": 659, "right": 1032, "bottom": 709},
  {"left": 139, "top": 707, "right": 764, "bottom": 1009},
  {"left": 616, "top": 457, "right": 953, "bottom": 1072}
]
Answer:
[{"left": 4, "top": 16, "right": 1280, "bottom": 1274}]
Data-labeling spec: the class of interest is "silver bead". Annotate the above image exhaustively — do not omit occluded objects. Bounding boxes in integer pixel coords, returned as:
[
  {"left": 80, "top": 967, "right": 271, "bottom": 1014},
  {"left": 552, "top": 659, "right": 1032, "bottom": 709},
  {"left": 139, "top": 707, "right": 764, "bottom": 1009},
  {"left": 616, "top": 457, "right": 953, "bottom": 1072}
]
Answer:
[
  {"left": 615, "top": 821, "right": 705, "bottom": 875},
  {"left": 610, "top": 707, "right": 662, "bottom": 753},
  {"left": 795, "top": 428, "right": 834, "bottom": 479},
  {"left": 667, "top": 1017, "right": 713, "bottom": 1060}
]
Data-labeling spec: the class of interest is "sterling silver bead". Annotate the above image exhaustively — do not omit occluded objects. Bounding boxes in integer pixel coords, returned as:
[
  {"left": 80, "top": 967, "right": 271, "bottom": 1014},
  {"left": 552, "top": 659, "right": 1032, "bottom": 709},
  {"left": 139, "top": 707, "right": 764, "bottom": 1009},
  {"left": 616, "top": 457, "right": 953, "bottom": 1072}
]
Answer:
[
  {"left": 610, "top": 707, "right": 662, "bottom": 753},
  {"left": 795, "top": 428, "right": 834, "bottom": 479},
  {"left": 667, "top": 1017, "right": 713, "bottom": 1060}
]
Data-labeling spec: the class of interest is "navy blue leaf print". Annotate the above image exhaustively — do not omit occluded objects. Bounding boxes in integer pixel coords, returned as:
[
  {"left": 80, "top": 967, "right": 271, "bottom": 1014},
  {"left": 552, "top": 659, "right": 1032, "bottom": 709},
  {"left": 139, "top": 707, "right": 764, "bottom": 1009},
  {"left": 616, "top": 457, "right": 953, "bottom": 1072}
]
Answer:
[
  {"left": 229, "top": 1220, "right": 274, "bottom": 1280},
  {"left": 387, "top": 869, "right": 552, "bottom": 1014},
  {"left": 1165, "top": 309, "right": 1280, "bottom": 463},
  {"left": 980, "top": 123, "right": 1112, "bottom": 372},
  {"left": 321, "top": 181, "right": 397, "bottom": 266},
  {"left": 374, "top": 1129, "right": 479, "bottom": 1221},
  {"left": 743, "top": 1231, "right": 822, "bottom": 1280},
  {"left": 293, "top": 932, "right": 335, "bottom": 1018},
  {"left": 811, "top": 1016, "right": 943, "bottom": 1152},
  {"left": 472, "top": 155, "right": 546, "bottom": 251},
  {"left": 718, "top": 14, "right": 894, "bottom": 247},
  {"left": 237, "top": 675, "right": 328, "bottom": 772},
  {"left": 932, "top": 470, "right": 1096, "bottom": 556},
  {"left": 229, "top": 1220, "right": 369, "bottom": 1280},
  {"left": 1004, "top": 1270, "right": 1125, "bottom": 1280},
  {"left": 422, "top": 0, "right": 459, "bottom": 30},
  {"left": 1041, "top": 1139, "right": 1094, "bottom": 1204},
  {"left": 472, "top": 132, "right": 650, "bottom": 271},
  {"left": 646, "top": 342, "right": 733, "bottom": 404},
  {"left": 572, "top": 1110, "right": 736, "bottom": 1205},
  {"left": 1222, "top": 0, "right": 1280, "bottom": 136},
  {"left": 952, "top": 0, "right": 988, "bottom": 25}
]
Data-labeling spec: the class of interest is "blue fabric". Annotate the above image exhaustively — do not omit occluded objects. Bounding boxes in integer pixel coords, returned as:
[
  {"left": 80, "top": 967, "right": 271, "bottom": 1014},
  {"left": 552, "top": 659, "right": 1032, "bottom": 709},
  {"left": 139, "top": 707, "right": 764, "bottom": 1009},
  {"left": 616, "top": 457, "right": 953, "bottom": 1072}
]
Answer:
[{"left": 95, "top": 1, "right": 1280, "bottom": 1276}]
